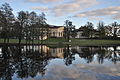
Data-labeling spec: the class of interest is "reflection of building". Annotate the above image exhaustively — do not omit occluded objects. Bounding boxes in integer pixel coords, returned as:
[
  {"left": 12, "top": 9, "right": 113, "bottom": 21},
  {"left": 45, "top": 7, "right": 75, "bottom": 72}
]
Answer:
[
  {"left": 0, "top": 48, "right": 2, "bottom": 57},
  {"left": 39, "top": 45, "right": 50, "bottom": 53},
  {"left": 23, "top": 45, "right": 64, "bottom": 58},
  {"left": 72, "top": 46, "right": 101, "bottom": 54},
  {"left": 106, "top": 46, "right": 120, "bottom": 54},
  {"left": 50, "top": 48, "right": 64, "bottom": 58},
  {"left": 72, "top": 46, "right": 85, "bottom": 53},
  {"left": 40, "top": 45, "right": 64, "bottom": 58}
]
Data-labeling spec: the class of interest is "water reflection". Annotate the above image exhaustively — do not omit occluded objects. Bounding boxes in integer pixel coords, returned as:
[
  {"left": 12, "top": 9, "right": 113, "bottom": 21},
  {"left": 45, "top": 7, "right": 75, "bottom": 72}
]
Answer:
[
  {"left": 73, "top": 46, "right": 120, "bottom": 64},
  {"left": 0, "top": 45, "right": 120, "bottom": 80}
]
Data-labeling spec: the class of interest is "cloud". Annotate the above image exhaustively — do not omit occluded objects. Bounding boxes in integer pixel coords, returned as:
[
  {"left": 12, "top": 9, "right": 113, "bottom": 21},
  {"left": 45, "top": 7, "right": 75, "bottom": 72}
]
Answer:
[
  {"left": 74, "top": 6, "right": 120, "bottom": 20},
  {"left": 31, "top": 0, "right": 98, "bottom": 17},
  {"left": 27, "top": 0, "right": 64, "bottom": 4},
  {"left": 88, "top": 17, "right": 103, "bottom": 20},
  {"left": 31, "top": 6, "right": 49, "bottom": 12},
  {"left": 51, "top": 0, "right": 98, "bottom": 16},
  {"left": 113, "top": 13, "right": 120, "bottom": 20}
]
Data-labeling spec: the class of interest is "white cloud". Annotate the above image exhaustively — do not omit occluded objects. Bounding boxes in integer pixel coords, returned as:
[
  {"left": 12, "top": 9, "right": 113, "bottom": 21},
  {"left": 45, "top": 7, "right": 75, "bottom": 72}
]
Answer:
[
  {"left": 88, "top": 16, "right": 103, "bottom": 20},
  {"left": 31, "top": 0, "right": 98, "bottom": 17},
  {"left": 113, "top": 13, "right": 120, "bottom": 20},
  {"left": 31, "top": 6, "right": 49, "bottom": 12},
  {"left": 74, "top": 6, "right": 120, "bottom": 20},
  {"left": 51, "top": 0, "right": 98, "bottom": 16},
  {"left": 27, "top": 0, "right": 64, "bottom": 4}
]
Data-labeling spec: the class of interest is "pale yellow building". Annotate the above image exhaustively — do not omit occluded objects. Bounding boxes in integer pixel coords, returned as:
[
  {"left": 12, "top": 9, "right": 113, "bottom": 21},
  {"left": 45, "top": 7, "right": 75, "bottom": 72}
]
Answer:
[
  {"left": 39, "top": 26, "right": 64, "bottom": 40},
  {"left": 49, "top": 26, "right": 64, "bottom": 38}
]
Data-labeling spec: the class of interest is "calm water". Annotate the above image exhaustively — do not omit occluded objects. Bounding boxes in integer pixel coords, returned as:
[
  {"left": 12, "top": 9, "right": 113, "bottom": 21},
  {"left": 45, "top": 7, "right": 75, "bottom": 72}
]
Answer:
[{"left": 0, "top": 45, "right": 120, "bottom": 80}]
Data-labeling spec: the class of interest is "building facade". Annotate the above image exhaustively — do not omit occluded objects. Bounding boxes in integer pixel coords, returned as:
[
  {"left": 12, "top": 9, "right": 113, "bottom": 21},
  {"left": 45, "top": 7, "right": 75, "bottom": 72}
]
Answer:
[
  {"left": 39, "top": 26, "right": 64, "bottom": 40},
  {"left": 75, "top": 29, "right": 88, "bottom": 38},
  {"left": 49, "top": 26, "right": 64, "bottom": 38},
  {"left": 75, "top": 27, "right": 99, "bottom": 39}
]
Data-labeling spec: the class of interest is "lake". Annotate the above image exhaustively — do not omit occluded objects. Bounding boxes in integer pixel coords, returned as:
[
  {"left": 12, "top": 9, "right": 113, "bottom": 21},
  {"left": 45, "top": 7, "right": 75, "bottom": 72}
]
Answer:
[{"left": 0, "top": 45, "right": 120, "bottom": 80}]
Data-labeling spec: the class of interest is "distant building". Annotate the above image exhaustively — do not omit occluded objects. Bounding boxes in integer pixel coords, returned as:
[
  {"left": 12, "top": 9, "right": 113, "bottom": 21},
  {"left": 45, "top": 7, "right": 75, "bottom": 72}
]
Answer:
[
  {"left": 75, "top": 27, "right": 99, "bottom": 38},
  {"left": 75, "top": 29, "right": 87, "bottom": 38},
  {"left": 49, "top": 26, "right": 64, "bottom": 38},
  {"left": 105, "top": 25, "right": 120, "bottom": 37},
  {"left": 39, "top": 25, "right": 64, "bottom": 40}
]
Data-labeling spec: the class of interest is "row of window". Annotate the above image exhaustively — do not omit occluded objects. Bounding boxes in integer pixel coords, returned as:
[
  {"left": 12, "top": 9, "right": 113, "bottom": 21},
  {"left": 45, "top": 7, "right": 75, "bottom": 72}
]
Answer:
[{"left": 51, "top": 32, "right": 63, "bottom": 37}]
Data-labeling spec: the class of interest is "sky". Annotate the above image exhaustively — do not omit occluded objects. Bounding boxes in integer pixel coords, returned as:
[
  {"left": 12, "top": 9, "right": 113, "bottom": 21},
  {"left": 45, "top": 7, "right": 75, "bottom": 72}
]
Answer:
[{"left": 0, "top": 0, "right": 120, "bottom": 28}]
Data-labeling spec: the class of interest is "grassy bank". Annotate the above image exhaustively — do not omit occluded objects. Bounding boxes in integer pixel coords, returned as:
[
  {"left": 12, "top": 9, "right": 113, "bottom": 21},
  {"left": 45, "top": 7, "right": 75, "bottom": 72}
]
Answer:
[
  {"left": 44, "top": 38, "right": 120, "bottom": 46},
  {"left": 0, "top": 38, "right": 120, "bottom": 46}
]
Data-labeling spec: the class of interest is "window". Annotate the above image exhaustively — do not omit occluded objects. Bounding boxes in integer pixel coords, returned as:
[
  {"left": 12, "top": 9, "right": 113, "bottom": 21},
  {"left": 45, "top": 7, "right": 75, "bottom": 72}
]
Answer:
[
  {"left": 53, "top": 32, "right": 55, "bottom": 37},
  {"left": 59, "top": 32, "right": 61, "bottom": 37}
]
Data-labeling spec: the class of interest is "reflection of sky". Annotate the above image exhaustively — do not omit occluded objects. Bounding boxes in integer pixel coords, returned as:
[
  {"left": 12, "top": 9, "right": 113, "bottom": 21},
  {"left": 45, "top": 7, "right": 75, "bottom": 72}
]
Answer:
[
  {"left": 73, "top": 54, "right": 118, "bottom": 66},
  {"left": 22, "top": 63, "right": 120, "bottom": 80},
  {"left": 117, "top": 46, "right": 120, "bottom": 50},
  {"left": 108, "top": 46, "right": 120, "bottom": 51},
  {"left": 73, "top": 54, "right": 87, "bottom": 64},
  {"left": 47, "top": 59, "right": 65, "bottom": 68},
  {"left": 12, "top": 54, "right": 120, "bottom": 80}
]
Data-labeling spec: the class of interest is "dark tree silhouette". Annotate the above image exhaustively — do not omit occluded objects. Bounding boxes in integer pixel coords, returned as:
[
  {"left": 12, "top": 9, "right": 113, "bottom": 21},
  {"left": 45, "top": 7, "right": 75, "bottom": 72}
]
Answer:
[
  {"left": 0, "top": 3, "right": 14, "bottom": 43},
  {"left": 97, "top": 21, "right": 106, "bottom": 38},
  {"left": 82, "top": 22, "right": 94, "bottom": 38},
  {"left": 64, "top": 20, "right": 75, "bottom": 42}
]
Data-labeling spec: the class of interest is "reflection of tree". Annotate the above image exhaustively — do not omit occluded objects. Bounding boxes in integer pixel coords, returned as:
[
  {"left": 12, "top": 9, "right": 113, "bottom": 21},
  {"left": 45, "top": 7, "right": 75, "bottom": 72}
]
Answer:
[
  {"left": 64, "top": 45, "right": 75, "bottom": 66},
  {"left": 95, "top": 46, "right": 120, "bottom": 64},
  {"left": 111, "top": 46, "right": 119, "bottom": 64},
  {"left": 0, "top": 45, "right": 50, "bottom": 80},
  {"left": 0, "top": 46, "right": 15, "bottom": 80},
  {"left": 15, "top": 45, "right": 49, "bottom": 78},
  {"left": 96, "top": 47, "right": 106, "bottom": 64},
  {"left": 0, "top": 59, "right": 14, "bottom": 80},
  {"left": 106, "top": 46, "right": 120, "bottom": 64},
  {"left": 79, "top": 47, "right": 95, "bottom": 63},
  {"left": 78, "top": 46, "right": 120, "bottom": 64}
]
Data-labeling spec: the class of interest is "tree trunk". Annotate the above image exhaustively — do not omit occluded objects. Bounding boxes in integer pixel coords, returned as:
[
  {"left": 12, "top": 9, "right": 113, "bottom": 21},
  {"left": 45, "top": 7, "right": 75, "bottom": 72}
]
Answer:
[
  {"left": 19, "top": 36, "right": 21, "bottom": 44},
  {"left": 4, "top": 38, "right": 6, "bottom": 43}
]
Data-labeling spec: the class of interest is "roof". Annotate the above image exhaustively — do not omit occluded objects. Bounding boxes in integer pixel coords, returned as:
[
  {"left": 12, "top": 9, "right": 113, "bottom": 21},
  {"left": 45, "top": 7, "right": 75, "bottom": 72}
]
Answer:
[
  {"left": 79, "top": 26, "right": 86, "bottom": 31},
  {"left": 75, "top": 29, "right": 83, "bottom": 32},
  {"left": 49, "top": 25, "right": 64, "bottom": 29}
]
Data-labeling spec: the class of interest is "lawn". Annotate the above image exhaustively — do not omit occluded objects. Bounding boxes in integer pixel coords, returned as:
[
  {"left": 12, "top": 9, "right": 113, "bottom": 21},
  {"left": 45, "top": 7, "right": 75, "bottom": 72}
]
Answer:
[
  {"left": 44, "top": 38, "right": 120, "bottom": 46},
  {"left": 0, "top": 38, "right": 120, "bottom": 46}
]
